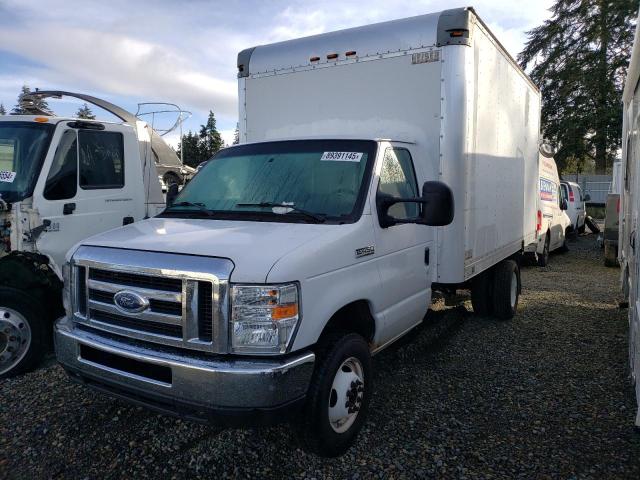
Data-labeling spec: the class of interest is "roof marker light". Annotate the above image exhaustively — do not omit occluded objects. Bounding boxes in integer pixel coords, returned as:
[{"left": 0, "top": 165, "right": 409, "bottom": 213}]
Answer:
[
  {"left": 345, "top": 51, "right": 357, "bottom": 57},
  {"left": 34, "top": 117, "right": 49, "bottom": 123},
  {"left": 327, "top": 53, "right": 339, "bottom": 60},
  {"left": 449, "top": 30, "right": 467, "bottom": 38},
  {"left": 310, "top": 56, "right": 320, "bottom": 62}
]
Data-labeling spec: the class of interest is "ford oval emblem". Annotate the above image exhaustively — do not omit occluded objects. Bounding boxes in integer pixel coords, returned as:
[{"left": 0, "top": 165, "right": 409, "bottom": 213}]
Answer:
[{"left": 113, "top": 290, "right": 149, "bottom": 314}]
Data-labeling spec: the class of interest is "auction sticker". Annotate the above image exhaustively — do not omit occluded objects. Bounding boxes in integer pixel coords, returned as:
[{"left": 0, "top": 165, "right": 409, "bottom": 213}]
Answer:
[
  {"left": 320, "top": 152, "right": 363, "bottom": 162},
  {"left": 0, "top": 171, "right": 16, "bottom": 183}
]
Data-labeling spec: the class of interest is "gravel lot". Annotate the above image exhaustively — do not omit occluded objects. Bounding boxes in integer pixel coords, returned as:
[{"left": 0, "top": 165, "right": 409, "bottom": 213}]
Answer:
[{"left": 2, "top": 233, "right": 639, "bottom": 479}]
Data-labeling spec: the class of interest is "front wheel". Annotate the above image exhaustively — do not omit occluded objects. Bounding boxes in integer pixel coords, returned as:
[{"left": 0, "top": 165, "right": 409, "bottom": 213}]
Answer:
[
  {"left": 0, "top": 288, "right": 47, "bottom": 378},
  {"left": 298, "top": 333, "right": 372, "bottom": 457},
  {"left": 491, "top": 259, "right": 520, "bottom": 320},
  {"left": 537, "top": 233, "right": 550, "bottom": 266}
]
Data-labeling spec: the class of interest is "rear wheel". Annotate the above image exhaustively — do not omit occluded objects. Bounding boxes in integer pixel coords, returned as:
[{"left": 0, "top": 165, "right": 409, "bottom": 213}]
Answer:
[
  {"left": 537, "top": 233, "right": 550, "bottom": 266},
  {"left": 298, "top": 333, "right": 372, "bottom": 457},
  {"left": 491, "top": 260, "right": 520, "bottom": 320},
  {"left": 604, "top": 243, "right": 618, "bottom": 267},
  {"left": 558, "top": 229, "right": 570, "bottom": 253},
  {"left": 0, "top": 288, "right": 47, "bottom": 378},
  {"left": 471, "top": 269, "right": 493, "bottom": 316}
]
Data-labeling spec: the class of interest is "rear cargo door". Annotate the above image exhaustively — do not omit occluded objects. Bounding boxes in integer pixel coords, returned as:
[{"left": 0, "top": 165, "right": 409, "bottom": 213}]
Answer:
[{"left": 370, "top": 143, "right": 432, "bottom": 342}]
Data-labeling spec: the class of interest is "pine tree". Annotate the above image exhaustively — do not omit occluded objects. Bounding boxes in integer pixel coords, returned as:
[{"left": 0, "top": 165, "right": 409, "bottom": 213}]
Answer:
[
  {"left": 519, "top": 0, "right": 637, "bottom": 173},
  {"left": 76, "top": 103, "right": 96, "bottom": 120},
  {"left": 11, "top": 85, "right": 53, "bottom": 115},
  {"left": 198, "top": 110, "right": 224, "bottom": 159},
  {"left": 233, "top": 123, "right": 240, "bottom": 145},
  {"left": 0, "top": 103, "right": 6, "bottom": 115},
  {"left": 177, "top": 131, "right": 201, "bottom": 168}
]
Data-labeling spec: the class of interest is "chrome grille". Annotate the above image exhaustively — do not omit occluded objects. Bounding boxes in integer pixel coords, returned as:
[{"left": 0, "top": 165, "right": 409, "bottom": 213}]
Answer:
[{"left": 70, "top": 246, "right": 233, "bottom": 354}]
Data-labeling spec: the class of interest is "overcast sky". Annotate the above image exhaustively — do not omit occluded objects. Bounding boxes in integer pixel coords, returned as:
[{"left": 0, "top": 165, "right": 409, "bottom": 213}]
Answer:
[{"left": 0, "top": 0, "right": 553, "bottom": 146}]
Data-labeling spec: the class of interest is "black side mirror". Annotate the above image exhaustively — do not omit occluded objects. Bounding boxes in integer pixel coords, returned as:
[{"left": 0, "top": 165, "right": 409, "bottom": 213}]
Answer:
[
  {"left": 376, "top": 181, "right": 454, "bottom": 228},
  {"left": 560, "top": 199, "right": 568, "bottom": 210},
  {"left": 420, "top": 181, "right": 454, "bottom": 226},
  {"left": 166, "top": 183, "right": 179, "bottom": 206}
]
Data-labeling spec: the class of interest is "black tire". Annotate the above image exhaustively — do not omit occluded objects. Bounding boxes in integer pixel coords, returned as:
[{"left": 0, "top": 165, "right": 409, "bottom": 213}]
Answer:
[
  {"left": 585, "top": 216, "right": 600, "bottom": 234},
  {"left": 578, "top": 223, "right": 586, "bottom": 234},
  {"left": 558, "top": 231, "right": 570, "bottom": 253},
  {"left": 537, "top": 233, "right": 550, "bottom": 266},
  {"left": 471, "top": 269, "right": 493, "bottom": 316},
  {"left": 297, "top": 333, "right": 372, "bottom": 457},
  {"left": 604, "top": 243, "right": 618, "bottom": 267},
  {"left": 0, "top": 287, "right": 47, "bottom": 379},
  {"left": 491, "top": 259, "right": 520, "bottom": 320}
]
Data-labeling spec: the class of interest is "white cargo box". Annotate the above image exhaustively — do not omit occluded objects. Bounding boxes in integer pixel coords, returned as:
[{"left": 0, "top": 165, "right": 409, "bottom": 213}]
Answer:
[{"left": 237, "top": 7, "right": 540, "bottom": 283}]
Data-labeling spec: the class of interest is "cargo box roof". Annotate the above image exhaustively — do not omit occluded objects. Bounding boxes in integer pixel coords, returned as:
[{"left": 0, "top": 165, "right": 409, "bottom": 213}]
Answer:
[{"left": 238, "top": 8, "right": 474, "bottom": 77}]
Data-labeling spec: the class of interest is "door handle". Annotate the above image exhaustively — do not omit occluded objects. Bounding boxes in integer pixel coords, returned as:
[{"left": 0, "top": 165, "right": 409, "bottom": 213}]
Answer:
[
  {"left": 63, "top": 203, "right": 76, "bottom": 215},
  {"left": 425, "top": 247, "right": 430, "bottom": 265}
]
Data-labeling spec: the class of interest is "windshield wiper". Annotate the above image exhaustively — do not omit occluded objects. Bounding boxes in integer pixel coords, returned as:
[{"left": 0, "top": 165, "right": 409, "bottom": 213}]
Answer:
[
  {"left": 164, "top": 201, "right": 216, "bottom": 217},
  {"left": 236, "top": 202, "right": 326, "bottom": 223}
]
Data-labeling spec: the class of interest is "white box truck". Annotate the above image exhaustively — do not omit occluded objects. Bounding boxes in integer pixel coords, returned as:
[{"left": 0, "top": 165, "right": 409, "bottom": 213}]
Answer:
[
  {"left": 619, "top": 8, "right": 640, "bottom": 430},
  {"left": 54, "top": 7, "right": 540, "bottom": 456}
]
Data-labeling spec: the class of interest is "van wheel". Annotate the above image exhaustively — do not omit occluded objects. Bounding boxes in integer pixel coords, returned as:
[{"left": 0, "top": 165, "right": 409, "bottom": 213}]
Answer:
[
  {"left": 297, "top": 333, "right": 371, "bottom": 457},
  {"left": 0, "top": 288, "right": 47, "bottom": 378},
  {"left": 491, "top": 260, "right": 520, "bottom": 320},
  {"left": 471, "top": 269, "right": 493, "bottom": 316},
  {"left": 604, "top": 243, "right": 618, "bottom": 267},
  {"left": 537, "top": 233, "right": 550, "bottom": 266},
  {"left": 559, "top": 230, "right": 570, "bottom": 253}
]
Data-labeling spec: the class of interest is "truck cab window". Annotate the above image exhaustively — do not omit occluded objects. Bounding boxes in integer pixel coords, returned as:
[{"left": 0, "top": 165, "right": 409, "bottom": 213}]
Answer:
[
  {"left": 44, "top": 130, "right": 78, "bottom": 201},
  {"left": 378, "top": 148, "right": 419, "bottom": 219},
  {"left": 79, "top": 130, "right": 124, "bottom": 189}
]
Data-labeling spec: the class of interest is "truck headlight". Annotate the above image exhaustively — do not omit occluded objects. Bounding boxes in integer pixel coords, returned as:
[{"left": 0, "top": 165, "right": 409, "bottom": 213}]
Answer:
[
  {"left": 62, "top": 262, "right": 72, "bottom": 318},
  {"left": 230, "top": 283, "right": 300, "bottom": 354}
]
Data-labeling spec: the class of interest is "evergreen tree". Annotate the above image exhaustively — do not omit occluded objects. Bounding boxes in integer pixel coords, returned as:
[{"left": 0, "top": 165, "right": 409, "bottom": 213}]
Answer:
[
  {"left": 233, "top": 123, "right": 240, "bottom": 145},
  {"left": 0, "top": 103, "right": 5, "bottom": 115},
  {"left": 198, "top": 110, "right": 224, "bottom": 159},
  {"left": 519, "top": 0, "right": 637, "bottom": 173},
  {"left": 75, "top": 103, "right": 96, "bottom": 120},
  {"left": 177, "top": 131, "right": 201, "bottom": 168},
  {"left": 11, "top": 85, "right": 53, "bottom": 115}
]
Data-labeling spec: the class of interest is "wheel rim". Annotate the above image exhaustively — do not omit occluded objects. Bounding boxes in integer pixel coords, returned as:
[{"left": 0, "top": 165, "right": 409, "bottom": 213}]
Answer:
[
  {"left": 328, "top": 356, "right": 365, "bottom": 433},
  {"left": 510, "top": 271, "right": 518, "bottom": 309},
  {"left": 0, "top": 307, "right": 31, "bottom": 376}
]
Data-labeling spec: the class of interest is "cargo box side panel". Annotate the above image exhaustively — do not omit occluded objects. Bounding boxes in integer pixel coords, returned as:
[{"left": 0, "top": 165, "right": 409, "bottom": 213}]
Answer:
[
  {"left": 465, "top": 24, "right": 539, "bottom": 279},
  {"left": 437, "top": 21, "right": 540, "bottom": 283}
]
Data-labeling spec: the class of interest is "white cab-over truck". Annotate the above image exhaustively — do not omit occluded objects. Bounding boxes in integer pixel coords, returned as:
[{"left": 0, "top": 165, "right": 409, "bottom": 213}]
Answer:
[
  {"left": 0, "top": 92, "right": 169, "bottom": 378},
  {"left": 620, "top": 8, "right": 640, "bottom": 430},
  {"left": 55, "top": 7, "right": 540, "bottom": 456}
]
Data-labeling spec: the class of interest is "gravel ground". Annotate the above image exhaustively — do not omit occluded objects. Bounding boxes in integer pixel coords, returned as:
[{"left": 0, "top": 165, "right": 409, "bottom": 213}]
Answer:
[{"left": 1, "top": 233, "right": 639, "bottom": 479}]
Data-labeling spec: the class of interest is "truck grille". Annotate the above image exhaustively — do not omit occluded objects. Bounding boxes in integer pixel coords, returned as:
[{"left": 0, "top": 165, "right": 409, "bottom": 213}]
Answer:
[{"left": 73, "top": 264, "right": 218, "bottom": 352}]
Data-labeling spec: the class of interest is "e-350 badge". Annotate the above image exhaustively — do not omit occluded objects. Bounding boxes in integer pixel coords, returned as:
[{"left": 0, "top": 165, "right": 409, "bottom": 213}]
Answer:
[{"left": 355, "top": 246, "right": 375, "bottom": 258}]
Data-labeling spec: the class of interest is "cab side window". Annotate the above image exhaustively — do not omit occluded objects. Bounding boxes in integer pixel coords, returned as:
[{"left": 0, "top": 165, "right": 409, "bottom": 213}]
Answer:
[
  {"left": 79, "top": 130, "right": 124, "bottom": 189},
  {"left": 378, "top": 148, "right": 419, "bottom": 219},
  {"left": 44, "top": 130, "right": 78, "bottom": 200}
]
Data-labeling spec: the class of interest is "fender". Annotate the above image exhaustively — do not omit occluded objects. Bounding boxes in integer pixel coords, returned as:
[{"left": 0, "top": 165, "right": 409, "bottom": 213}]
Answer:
[{"left": 0, "top": 251, "right": 64, "bottom": 321}]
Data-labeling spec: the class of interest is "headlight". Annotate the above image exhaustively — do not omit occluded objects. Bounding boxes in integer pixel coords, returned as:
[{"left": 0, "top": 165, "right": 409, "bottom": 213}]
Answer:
[
  {"left": 230, "top": 283, "right": 300, "bottom": 354},
  {"left": 62, "top": 262, "right": 72, "bottom": 318}
]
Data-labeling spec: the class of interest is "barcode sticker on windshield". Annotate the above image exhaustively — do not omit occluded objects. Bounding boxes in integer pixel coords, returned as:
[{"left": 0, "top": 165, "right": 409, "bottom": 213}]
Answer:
[
  {"left": 0, "top": 171, "right": 16, "bottom": 183},
  {"left": 321, "top": 152, "right": 363, "bottom": 162}
]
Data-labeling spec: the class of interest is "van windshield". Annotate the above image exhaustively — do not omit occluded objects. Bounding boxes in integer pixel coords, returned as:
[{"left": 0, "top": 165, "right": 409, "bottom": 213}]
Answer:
[
  {"left": 0, "top": 122, "right": 54, "bottom": 203},
  {"left": 162, "top": 140, "right": 377, "bottom": 223}
]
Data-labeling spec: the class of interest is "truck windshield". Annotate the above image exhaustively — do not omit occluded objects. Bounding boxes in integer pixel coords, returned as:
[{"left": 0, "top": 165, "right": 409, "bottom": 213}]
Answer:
[
  {"left": 163, "top": 140, "right": 377, "bottom": 223},
  {"left": 0, "top": 122, "right": 54, "bottom": 203}
]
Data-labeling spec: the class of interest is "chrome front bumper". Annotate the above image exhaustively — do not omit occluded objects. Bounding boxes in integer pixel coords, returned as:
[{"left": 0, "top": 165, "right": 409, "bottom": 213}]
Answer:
[{"left": 54, "top": 316, "right": 315, "bottom": 424}]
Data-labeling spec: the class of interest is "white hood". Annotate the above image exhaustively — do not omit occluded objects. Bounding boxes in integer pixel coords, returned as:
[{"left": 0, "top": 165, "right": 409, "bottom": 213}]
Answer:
[{"left": 79, "top": 217, "right": 336, "bottom": 282}]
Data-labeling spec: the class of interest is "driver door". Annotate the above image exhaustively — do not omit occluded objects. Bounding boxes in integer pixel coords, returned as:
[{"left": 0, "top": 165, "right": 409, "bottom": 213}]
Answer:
[{"left": 371, "top": 143, "right": 433, "bottom": 344}]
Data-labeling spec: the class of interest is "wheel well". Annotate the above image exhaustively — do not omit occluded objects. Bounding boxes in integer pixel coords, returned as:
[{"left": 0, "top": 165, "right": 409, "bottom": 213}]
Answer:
[
  {"left": 0, "top": 252, "right": 63, "bottom": 321},
  {"left": 319, "top": 300, "right": 376, "bottom": 343}
]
